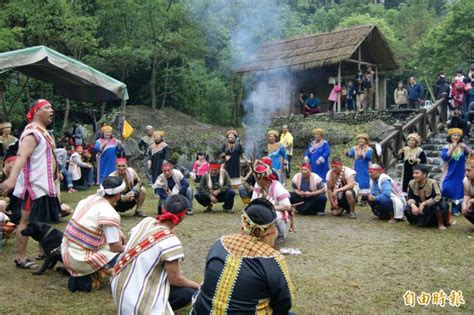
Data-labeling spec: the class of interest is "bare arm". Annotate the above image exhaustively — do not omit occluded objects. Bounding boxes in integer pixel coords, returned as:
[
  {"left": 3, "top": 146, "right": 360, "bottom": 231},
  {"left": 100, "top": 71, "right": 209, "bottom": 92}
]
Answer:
[
  {"left": 165, "top": 260, "right": 200, "bottom": 290},
  {"left": 336, "top": 175, "right": 355, "bottom": 192},
  {"left": 1, "top": 135, "right": 36, "bottom": 194}
]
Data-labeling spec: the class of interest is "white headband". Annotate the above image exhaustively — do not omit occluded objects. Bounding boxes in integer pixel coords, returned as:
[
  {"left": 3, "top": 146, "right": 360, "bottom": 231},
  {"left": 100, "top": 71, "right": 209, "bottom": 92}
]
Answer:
[{"left": 97, "top": 180, "right": 126, "bottom": 197}]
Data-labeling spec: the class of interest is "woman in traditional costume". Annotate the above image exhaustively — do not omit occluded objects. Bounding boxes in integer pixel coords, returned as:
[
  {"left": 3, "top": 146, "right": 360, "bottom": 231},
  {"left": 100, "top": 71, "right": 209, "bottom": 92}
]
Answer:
[
  {"left": 251, "top": 160, "right": 292, "bottom": 243},
  {"left": 94, "top": 126, "right": 122, "bottom": 184},
  {"left": 304, "top": 128, "right": 331, "bottom": 181},
  {"left": 191, "top": 198, "right": 294, "bottom": 314},
  {"left": 267, "top": 130, "right": 287, "bottom": 183},
  {"left": 398, "top": 132, "right": 427, "bottom": 193},
  {"left": 147, "top": 131, "right": 170, "bottom": 187},
  {"left": 347, "top": 133, "right": 373, "bottom": 201},
  {"left": 221, "top": 129, "right": 243, "bottom": 188},
  {"left": 441, "top": 128, "right": 471, "bottom": 216}
]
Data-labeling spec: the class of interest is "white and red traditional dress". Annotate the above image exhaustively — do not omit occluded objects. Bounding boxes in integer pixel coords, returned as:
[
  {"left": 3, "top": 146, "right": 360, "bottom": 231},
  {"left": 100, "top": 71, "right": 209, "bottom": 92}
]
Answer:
[
  {"left": 62, "top": 194, "right": 121, "bottom": 277},
  {"left": 13, "top": 122, "right": 61, "bottom": 223}
]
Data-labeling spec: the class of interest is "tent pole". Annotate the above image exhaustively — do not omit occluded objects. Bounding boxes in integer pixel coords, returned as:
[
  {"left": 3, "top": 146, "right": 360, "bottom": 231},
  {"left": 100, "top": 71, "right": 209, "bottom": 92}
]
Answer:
[{"left": 337, "top": 62, "right": 342, "bottom": 112}]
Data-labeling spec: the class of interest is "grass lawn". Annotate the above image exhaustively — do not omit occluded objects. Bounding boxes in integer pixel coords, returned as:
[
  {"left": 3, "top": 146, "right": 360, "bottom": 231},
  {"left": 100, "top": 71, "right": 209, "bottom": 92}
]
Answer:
[{"left": 0, "top": 185, "right": 472, "bottom": 314}]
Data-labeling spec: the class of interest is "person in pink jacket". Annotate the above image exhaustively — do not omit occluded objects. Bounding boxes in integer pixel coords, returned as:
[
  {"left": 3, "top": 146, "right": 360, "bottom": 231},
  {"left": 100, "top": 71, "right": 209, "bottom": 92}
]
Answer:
[{"left": 328, "top": 85, "right": 342, "bottom": 117}]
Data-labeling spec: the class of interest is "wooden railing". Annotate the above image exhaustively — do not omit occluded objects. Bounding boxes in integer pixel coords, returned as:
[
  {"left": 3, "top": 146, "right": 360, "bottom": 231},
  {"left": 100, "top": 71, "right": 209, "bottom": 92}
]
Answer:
[{"left": 378, "top": 95, "right": 449, "bottom": 169}]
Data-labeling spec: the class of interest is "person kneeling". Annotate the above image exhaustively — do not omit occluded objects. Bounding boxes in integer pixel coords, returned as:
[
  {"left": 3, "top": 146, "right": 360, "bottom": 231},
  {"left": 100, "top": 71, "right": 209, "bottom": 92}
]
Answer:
[
  {"left": 405, "top": 164, "right": 449, "bottom": 230},
  {"left": 62, "top": 176, "right": 126, "bottom": 292},
  {"left": 191, "top": 199, "right": 294, "bottom": 314},
  {"left": 367, "top": 164, "right": 406, "bottom": 223},
  {"left": 153, "top": 162, "right": 193, "bottom": 215},
  {"left": 326, "top": 157, "right": 358, "bottom": 219},
  {"left": 195, "top": 160, "right": 235, "bottom": 213},
  {"left": 112, "top": 195, "right": 200, "bottom": 314},
  {"left": 290, "top": 163, "right": 327, "bottom": 215},
  {"left": 109, "top": 158, "right": 147, "bottom": 217}
]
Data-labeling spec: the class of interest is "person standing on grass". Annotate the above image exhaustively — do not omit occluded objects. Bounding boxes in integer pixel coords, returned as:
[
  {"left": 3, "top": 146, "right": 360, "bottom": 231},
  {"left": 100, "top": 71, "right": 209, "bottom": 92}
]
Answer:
[
  {"left": 267, "top": 130, "right": 287, "bottom": 184},
  {"left": 112, "top": 194, "right": 200, "bottom": 314},
  {"left": 221, "top": 129, "right": 243, "bottom": 189},
  {"left": 147, "top": 130, "right": 170, "bottom": 193},
  {"left": 280, "top": 124, "right": 294, "bottom": 180},
  {"left": 94, "top": 125, "right": 122, "bottom": 184},
  {"left": 0, "top": 99, "right": 62, "bottom": 269},
  {"left": 326, "top": 157, "right": 358, "bottom": 219},
  {"left": 347, "top": 133, "right": 373, "bottom": 204},
  {"left": 304, "top": 128, "right": 331, "bottom": 182},
  {"left": 367, "top": 164, "right": 406, "bottom": 223},
  {"left": 441, "top": 128, "right": 470, "bottom": 216},
  {"left": 405, "top": 164, "right": 449, "bottom": 230}
]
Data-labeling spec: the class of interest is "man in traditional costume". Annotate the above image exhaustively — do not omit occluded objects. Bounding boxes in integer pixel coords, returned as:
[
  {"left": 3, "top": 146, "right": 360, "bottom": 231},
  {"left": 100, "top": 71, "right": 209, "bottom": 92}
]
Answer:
[
  {"left": 267, "top": 130, "right": 287, "bottom": 183},
  {"left": 221, "top": 129, "right": 243, "bottom": 188},
  {"left": 461, "top": 156, "right": 474, "bottom": 226},
  {"left": 62, "top": 176, "right": 126, "bottom": 292},
  {"left": 153, "top": 162, "right": 193, "bottom": 215},
  {"left": 305, "top": 128, "right": 331, "bottom": 182},
  {"left": 109, "top": 158, "right": 147, "bottom": 217},
  {"left": 405, "top": 164, "right": 449, "bottom": 230},
  {"left": 280, "top": 125, "right": 294, "bottom": 179},
  {"left": 441, "top": 128, "right": 470, "bottom": 216},
  {"left": 147, "top": 130, "right": 170, "bottom": 193},
  {"left": 138, "top": 125, "right": 154, "bottom": 183},
  {"left": 251, "top": 160, "right": 292, "bottom": 243},
  {"left": 94, "top": 125, "right": 122, "bottom": 184},
  {"left": 367, "top": 163, "right": 406, "bottom": 223},
  {"left": 326, "top": 157, "right": 358, "bottom": 219},
  {"left": 111, "top": 195, "right": 200, "bottom": 314},
  {"left": 195, "top": 160, "right": 235, "bottom": 212},
  {"left": 191, "top": 199, "right": 294, "bottom": 314},
  {"left": 290, "top": 163, "right": 327, "bottom": 215},
  {"left": 347, "top": 133, "right": 373, "bottom": 201},
  {"left": 398, "top": 132, "right": 427, "bottom": 193},
  {"left": 238, "top": 160, "right": 255, "bottom": 205},
  {"left": 0, "top": 99, "right": 62, "bottom": 269}
]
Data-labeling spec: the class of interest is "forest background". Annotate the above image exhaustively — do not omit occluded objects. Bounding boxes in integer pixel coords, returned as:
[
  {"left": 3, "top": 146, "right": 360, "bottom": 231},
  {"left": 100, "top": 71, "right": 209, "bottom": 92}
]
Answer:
[{"left": 0, "top": 0, "right": 473, "bottom": 129}]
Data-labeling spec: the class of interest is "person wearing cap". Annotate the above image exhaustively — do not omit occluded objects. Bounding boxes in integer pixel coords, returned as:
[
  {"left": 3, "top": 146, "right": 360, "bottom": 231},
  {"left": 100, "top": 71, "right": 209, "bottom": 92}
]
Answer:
[
  {"left": 405, "top": 164, "right": 449, "bottom": 230},
  {"left": 367, "top": 163, "right": 406, "bottom": 223},
  {"left": 462, "top": 156, "right": 474, "bottom": 225},
  {"left": 0, "top": 153, "right": 21, "bottom": 224},
  {"left": 290, "top": 163, "right": 327, "bottom": 215},
  {"left": 441, "top": 128, "right": 470, "bottom": 216},
  {"left": 195, "top": 160, "right": 234, "bottom": 213},
  {"left": 109, "top": 158, "right": 147, "bottom": 217},
  {"left": 112, "top": 194, "right": 200, "bottom": 314},
  {"left": 251, "top": 160, "right": 292, "bottom": 242},
  {"left": 147, "top": 130, "right": 170, "bottom": 192},
  {"left": 326, "top": 157, "right": 358, "bottom": 219},
  {"left": 221, "top": 129, "right": 244, "bottom": 188},
  {"left": 68, "top": 145, "right": 93, "bottom": 191},
  {"left": 94, "top": 125, "right": 123, "bottom": 185},
  {"left": 398, "top": 132, "right": 427, "bottom": 193},
  {"left": 191, "top": 198, "right": 294, "bottom": 314},
  {"left": 62, "top": 176, "right": 126, "bottom": 292},
  {"left": 347, "top": 133, "right": 373, "bottom": 202},
  {"left": 280, "top": 125, "right": 294, "bottom": 179},
  {"left": 267, "top": 129, "right": 288, "bottom": 184},
  {"left": 305, "top": 128, "right": 331, "bottom": 182},
  {"left": 0, "top": 99, "right": 62, "bottom": 269},
  {"left": 153, "top": 161, "right": 193, "bottom": 215},
  {"left": 0, "top": 121, "right": 17, "bottom": 158}
]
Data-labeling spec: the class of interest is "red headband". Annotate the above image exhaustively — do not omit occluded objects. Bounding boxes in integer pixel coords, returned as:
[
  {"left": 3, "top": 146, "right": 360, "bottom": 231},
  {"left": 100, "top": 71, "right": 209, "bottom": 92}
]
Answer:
[
  {"left": 261, "top": 157, "right": 272, "bottom": 166},
  {"left": 331, "top": 161, "right": 343, "bottom": 167},
  {"left": 116, "top": 158, "right": 128, "bottom": 165},
  {"left": 156, "top": 209, "right": 186, "bottom": 225},
  {"left": 210, "top": 163, "right": 221, "bottom": 170},
  {"left": 368, "top": 167, "right": 384, "bottom": 172},
  {"left": 26, "top": 100, "right": 50, "bottom": 122},
  {"left": 4, "top": 156, "right": 16, "bottom": 163},
  {"left": 301, "top": 163, "right": 311, "bottom": 170}
]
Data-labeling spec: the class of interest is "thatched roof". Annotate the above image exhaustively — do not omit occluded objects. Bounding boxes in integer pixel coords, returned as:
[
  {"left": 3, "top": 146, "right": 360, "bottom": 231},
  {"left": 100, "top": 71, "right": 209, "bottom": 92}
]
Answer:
[{"left": 236, "top": 25, "right": 397, "bottom": 74}]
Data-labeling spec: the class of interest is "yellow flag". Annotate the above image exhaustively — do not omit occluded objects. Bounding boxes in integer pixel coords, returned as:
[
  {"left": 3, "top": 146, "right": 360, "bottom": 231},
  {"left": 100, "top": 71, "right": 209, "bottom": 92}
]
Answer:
[{"left": 122, "top": 120, "right": 134, "bottom": 140}]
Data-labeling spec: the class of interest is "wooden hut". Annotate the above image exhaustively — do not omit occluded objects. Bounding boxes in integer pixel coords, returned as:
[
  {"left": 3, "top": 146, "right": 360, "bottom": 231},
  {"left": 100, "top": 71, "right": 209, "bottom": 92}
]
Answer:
[{"left": 236, "top": 25, "right": 398, "bottom": 117}]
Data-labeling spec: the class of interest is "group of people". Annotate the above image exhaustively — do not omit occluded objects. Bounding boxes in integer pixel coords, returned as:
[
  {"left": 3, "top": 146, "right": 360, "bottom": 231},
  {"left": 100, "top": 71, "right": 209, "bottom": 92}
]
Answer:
[{"left": 3, "top": 94, "right": 474, "bottom": 314}]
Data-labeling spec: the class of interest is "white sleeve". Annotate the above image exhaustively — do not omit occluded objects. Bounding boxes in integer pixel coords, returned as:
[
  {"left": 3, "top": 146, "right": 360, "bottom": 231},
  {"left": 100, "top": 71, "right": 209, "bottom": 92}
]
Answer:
[{"left": 103, "top": 226, "right": 120, "bottom": 244}]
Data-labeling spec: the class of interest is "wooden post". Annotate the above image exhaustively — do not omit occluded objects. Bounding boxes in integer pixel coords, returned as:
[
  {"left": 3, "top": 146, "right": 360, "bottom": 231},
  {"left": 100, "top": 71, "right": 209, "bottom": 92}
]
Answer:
[
  {"left": 394, "top": 123, "right": 403, "bottom": 160},
  {"left": 235, "top": 75, "right": 243, "bottom": 126},
  {"left": 375, "top": 66, "right": 379, "bottom": 110},
  {"left": 440, "top": 93, "right": 448, "bottom": 124},
  {"left": 419, "top": 108, "right": 427, "bottom": 140},
  {"left": 62, "top": 98, "right": 70, "bottom": 132},
  {"left": 337, "top": 62, "right": 341, "bottom": 112}
]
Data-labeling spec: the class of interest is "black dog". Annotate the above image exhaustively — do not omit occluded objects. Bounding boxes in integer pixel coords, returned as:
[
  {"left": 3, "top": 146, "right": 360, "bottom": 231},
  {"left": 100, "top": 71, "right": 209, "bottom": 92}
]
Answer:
[{"left": 21, "top": 222, "right": 65, "bottom": 276}]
